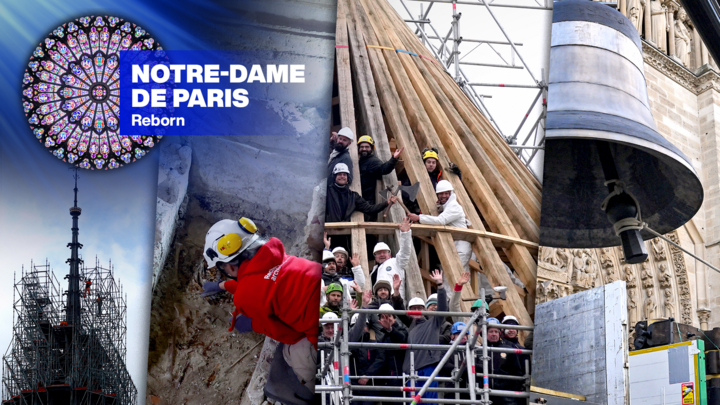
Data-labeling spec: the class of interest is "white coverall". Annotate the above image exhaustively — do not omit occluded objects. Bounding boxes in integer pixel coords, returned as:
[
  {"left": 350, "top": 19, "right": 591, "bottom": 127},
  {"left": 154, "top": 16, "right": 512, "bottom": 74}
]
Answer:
[
  {"left": 369, "top": 229, "right": 412, "bottom": 300},
  {"left": 419, "top": 192, "right": 473, "bottom": 273},
  {"left": 319, "top": 263, "right": 366, "bottom": 306}
]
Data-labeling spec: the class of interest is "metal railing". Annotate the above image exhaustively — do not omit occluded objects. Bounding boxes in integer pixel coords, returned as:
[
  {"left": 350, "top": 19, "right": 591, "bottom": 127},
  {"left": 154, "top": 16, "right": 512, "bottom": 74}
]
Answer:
[{"left": 317, "top": 288, "right": 533, "bottom": 404}]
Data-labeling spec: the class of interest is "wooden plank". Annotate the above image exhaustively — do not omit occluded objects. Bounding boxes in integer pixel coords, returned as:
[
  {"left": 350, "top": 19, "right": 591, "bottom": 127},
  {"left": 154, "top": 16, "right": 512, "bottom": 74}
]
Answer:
[
  {"left": 356, "top": 0, "right": 533, "bottom": 322},
  {"left": 336, "top": 0, "right": 370, "bottom": 285},
  {"left": 343, "top": 0, "right": 426, "bottom": 299},
  {"left": 369, "top": 0, "right": 537, "bottom": 297},
  {"left": 323, "top": 222, "right": 539, "bottom": 252}
]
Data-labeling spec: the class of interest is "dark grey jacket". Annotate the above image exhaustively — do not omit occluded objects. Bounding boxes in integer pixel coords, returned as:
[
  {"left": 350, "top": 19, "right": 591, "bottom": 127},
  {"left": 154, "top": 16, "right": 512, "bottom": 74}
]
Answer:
[{"left": 402, "top": 287, "right": 447, "bottom": 373}]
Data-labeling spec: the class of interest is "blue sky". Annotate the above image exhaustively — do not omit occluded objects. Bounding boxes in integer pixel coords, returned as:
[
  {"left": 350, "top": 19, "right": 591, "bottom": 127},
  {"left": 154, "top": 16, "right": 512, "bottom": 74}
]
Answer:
[{"left": 0, "top": 0, "right": 210, "bottom": 399}]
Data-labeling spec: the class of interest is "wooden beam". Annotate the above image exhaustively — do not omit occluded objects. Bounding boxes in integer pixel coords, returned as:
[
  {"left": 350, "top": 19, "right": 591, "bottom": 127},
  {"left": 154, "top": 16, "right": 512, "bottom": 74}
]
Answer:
[
  {"left": 356, "top": 0, "right": 533, "bottom": 322},
  {"left": 336, "top": 0, "right": 370, "bottom": 284},
  {"left": 367, "top": 0, "right": 537, "bottom": 297},
  {"left": 324, "top": 222, "right": 538, "bottom": 252},
  {"left": 343, "top": 0, "right": 426, "bottom": 299}
]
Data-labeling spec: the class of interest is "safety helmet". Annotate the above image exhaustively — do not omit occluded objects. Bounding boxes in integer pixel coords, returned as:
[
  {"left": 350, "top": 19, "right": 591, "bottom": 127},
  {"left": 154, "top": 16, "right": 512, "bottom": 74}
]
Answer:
[
  {"left": 435, "top": 180, "right": 454, "bottom": 194},
  {"left": 502, "top": 315, "right": 519, "bottom": 325},
  {"left": 422, "top": 150, "right": 439, "bottom": 161},
  {"left": 357, "top": 135, "right": 374, "bottom": 146},
  {"left": 425, "top": 293, "right": 438, "bottom": 308},
  {"left": 373, "top": 279, "right": 393, "bottom": 296},
  {"left": 452, "top": 322, "right": 468, "bottom": 335},
  {"left": 471, "top": 299, "right": 489, "bottom": 311},
  {"left": 322, "top": 250, "right": 337, "bottom": 263},
  {"left": 332, "top": 246, "right": 349, "bottom": 258},
  {"left": 373, "top": 242, "right": 391, "bottom": 254},
  {"left": 326, "top": 283, "right": 344, "bottom": 296},
  {"left": 379, "top": 303, "right": 395, "bottom": 313},
  {"left": 487, "top": 317, "right": 500, "bottom": 326},
  {"left": 321, "top": 312, "right": 339, "bottom": 326},
  {"left": 338, "top": 127, "right": 355, "bottom": 141},
  {"left": 203, "top": 218, "right": 260, "bottom": 269},
  {"left": 333, "top": 163, "right": 350, "bottom": 175},
  {"left": 407, "top": 297, "right": 425, "bottom": 309}
]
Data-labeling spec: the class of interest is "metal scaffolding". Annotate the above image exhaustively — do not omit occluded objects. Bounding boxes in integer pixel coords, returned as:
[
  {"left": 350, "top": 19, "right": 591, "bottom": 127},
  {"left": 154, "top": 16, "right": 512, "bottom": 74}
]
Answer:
[
  {"left": 391, "top": 0, "right": 552, "bottom": 178},
  {"left": 317, "top": 289, "right": 533, "bottom": 404},
  {"left": 2, "top": 171, "right": 136, "bottom": 405}
]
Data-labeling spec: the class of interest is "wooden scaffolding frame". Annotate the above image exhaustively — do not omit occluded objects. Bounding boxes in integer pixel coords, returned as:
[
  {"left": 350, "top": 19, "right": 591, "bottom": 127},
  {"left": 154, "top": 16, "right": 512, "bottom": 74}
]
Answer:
[{"left": 328, "top": 0, "right": 541, "bottom": 324}]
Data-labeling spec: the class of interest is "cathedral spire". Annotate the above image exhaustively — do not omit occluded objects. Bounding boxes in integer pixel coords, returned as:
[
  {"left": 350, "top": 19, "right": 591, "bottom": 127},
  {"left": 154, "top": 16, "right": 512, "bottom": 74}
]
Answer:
[{"left": 66, "top": 167, "right": 83, "bottom": 324}]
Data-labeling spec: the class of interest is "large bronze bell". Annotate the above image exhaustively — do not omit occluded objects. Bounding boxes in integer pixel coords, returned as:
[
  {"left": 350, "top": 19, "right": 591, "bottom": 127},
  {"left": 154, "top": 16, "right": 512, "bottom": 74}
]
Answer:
[{"left": 540, "top": 0, "right": 704, "bottom": 264}]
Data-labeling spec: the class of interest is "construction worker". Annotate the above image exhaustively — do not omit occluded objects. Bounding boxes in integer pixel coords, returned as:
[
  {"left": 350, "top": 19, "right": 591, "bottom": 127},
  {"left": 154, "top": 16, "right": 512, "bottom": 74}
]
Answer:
[
  {"left": 322, "top": 232, "right": 356, "bottom": 278},
  {"left": 485, "top": 317, "right": 524, "bottom": 405},
  {"left": 407, "top": 180, "right": 474, "bottom": 277},
  {"left": 368, "top": 275, "right": 408, "bottom": 343},
  {"left": 319, "top": 250, "right": 364, "bottom": 307},
  {"left": 200, "top": 217, "right": 320, "bottom": 400},
  {"left": 425, "top": 292, "right": 453, "bottom": 345},
  {"left": 502, "top": 314, "right": 530, "bottom": 384},
  {"left": 357, "top": 135, "right": 404, "bottom": 215},
  {"left": 369, "top": 216, "right": 412, "bottom": 300},
  {"left": 319, "top": 283, "right": 344, "bottom": 318},
  {"left": 402, "top": 148, "right": 462, "bottom": 214},
  {"left": 403, "top": 269, "right": 446, "bottom": 405},
  {"left": 319, "top": 312, "right": 338, "bottom": 342},
  {"left": 326, "top": 163, "right": 396, "bottom": 223},
  {"left": 329, "top": 127, "right": 355, "bottom": 185},
  {"left": 83, "top": 279, "right": 92, "bottom": 297}
]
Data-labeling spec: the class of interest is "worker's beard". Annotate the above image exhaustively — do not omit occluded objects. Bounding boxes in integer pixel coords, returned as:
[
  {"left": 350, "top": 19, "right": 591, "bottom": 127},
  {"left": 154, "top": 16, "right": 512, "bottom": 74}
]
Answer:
[
  {"left": 359, "top": 149, "right": 372, "bottom": 158},
  {"left": 333, "top": 143, "right": 347, "bottom": 152}
]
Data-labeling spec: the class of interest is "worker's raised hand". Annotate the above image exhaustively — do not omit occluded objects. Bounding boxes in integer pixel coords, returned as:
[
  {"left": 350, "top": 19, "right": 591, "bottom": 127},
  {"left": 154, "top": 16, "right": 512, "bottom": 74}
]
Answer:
[
  {"left": 362, "top": 289, "right": 373, "bottom": 307},
  {"left": 324, "top": 232, "right": 331, "bottom": 250},
  {"left": 351, "top": 281, "right": 362, "bottom": 294},
  {"left": 350, "top": 252, "right": 360, "bottom": 268},
  {"left": 200, "top": 281, "right": 223, "bottom": 297},
  {"left": 430, "top": 269, "right": 444, "bottom": 286},
  {"left": 351, "top": 299, "right": 359, "bottom": 310},
  {"left": 392, "top": 274, "right": 402, "bottom": 292},
  {"left": 379, "top": 313, "right": 394, "bottom": 331},
  {"left": 393, "top": 147, "right": 405, "bottom": 159},
  {"left": 407, "top": 213, "right": 420, "bottom": 223},
  {"left": 399, "top": 216, "right": 412, "bottom": 232},
  {"left": 330, "top": 131, "right": 338, "bottom": 143},
  {"left": 388, "top": 195, "right": 398, "bottom": 205},
  {"left": 459, "top": 271, "right": 471, "bottom": 285}
]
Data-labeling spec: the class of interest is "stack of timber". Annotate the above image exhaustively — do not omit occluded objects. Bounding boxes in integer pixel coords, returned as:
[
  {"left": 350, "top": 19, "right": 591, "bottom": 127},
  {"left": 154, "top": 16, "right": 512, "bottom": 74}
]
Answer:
[{"left": 327, "top": 0, "right": 541, "bottom": 324}]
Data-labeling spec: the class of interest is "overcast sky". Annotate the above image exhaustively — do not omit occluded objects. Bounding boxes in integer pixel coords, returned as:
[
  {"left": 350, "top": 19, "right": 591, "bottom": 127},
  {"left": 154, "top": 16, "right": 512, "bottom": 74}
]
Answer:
[{"left": 389, "top": 0, "right": 552, "bottom": 179}]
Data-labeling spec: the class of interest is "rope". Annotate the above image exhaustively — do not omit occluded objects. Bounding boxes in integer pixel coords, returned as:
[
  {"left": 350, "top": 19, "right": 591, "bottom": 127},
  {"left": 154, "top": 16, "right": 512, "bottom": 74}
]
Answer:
[{"left": 599, "top": 180, "right": 644, "bottom": 236}]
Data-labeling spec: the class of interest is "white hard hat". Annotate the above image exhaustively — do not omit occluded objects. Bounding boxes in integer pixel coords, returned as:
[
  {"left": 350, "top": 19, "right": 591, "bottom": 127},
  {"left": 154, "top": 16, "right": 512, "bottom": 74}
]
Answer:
[
  {"left": 203, "top": 218, "right": 259, "bottom": 269},
  {"left": 332, "top": 246, "right": 349, "bottom": 257},
  {"left": 435, "top": 180, "right": 453, "bottom": 193},
  {"left": 502, "top": 315, "right": 519, "bottom": 325},
  {"left": 407, "top": 297, "right": 425, "bottom": 309},
  {"left": 426, "top": 293, "right": 438, "bottom": 308},
  {"left": 373, "top": 242, "right": 391, "bottom": 254},
  {"left": 333, "top": 163, "right": 350, "bottom": 175},
  {"left": 322, "top": 250, "right": 336, "bottom": 263},
  {"left": 321, "top": 312, "right": 339, "bottom": 325},
  {"left": 337, "top": 127, "right": 355, "bottom": 141},
  {"left": 379, "top": 303, "right": 395, "bottom": 312}
]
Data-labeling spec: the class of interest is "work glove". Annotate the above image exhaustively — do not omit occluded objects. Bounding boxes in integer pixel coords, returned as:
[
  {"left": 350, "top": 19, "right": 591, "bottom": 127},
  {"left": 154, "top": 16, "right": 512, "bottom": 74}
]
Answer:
[
  {"left": 448, "top": 162, "right": 462, "bottom": 176},
  {"left": 230, "top": 315, "right": 253, "bottom": 333},
  {"left": 201, "top": 281, "right": 223, "bottom": 297}
]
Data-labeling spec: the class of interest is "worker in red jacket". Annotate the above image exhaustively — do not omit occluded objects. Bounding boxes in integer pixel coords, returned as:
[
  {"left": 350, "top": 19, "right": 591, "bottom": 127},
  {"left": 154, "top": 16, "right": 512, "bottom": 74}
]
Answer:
[{"left": 201, "top": 217, "right": 321, "bottom": 402}]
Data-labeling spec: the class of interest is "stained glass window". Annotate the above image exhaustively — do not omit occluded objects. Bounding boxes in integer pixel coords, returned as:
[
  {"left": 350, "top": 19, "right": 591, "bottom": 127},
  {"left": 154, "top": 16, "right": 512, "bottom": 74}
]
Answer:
[{"left": 23, "top": 16, "right": 164, "bottom": 170}]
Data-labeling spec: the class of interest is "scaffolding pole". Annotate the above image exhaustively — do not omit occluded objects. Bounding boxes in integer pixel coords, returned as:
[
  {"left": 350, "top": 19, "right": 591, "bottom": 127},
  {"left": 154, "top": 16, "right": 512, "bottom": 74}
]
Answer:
[{"left": 317, "top": 290, "right": 533, "bottom": 404}]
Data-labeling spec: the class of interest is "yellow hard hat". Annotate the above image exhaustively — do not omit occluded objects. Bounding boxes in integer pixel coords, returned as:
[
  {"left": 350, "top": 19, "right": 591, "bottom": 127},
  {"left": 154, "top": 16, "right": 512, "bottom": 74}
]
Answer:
[
  {"left": 357, "top": 135, "right": 374, "bottom": 146},
  {"left": 422, "top": 150, "right": 439, "bottom": 161}
]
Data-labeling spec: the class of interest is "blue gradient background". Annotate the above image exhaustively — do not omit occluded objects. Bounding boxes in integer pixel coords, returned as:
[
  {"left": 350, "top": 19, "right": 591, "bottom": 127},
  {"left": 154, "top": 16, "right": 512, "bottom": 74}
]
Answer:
[{"left": 0, "top": 0, "right": 327, "bottom": 400}]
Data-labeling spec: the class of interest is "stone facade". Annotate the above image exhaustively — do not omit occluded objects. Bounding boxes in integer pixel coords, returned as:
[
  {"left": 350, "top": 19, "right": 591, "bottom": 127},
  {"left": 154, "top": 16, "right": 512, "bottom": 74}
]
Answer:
[{"left": 540, "top": 1, "right": 720, "bottom": 331}]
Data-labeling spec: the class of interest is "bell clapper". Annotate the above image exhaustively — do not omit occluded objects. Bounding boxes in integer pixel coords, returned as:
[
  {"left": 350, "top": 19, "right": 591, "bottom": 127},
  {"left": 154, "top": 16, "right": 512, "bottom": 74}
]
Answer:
[{"left": 596, "top": 141, "right": 648, "bottom": 264}]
